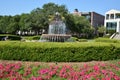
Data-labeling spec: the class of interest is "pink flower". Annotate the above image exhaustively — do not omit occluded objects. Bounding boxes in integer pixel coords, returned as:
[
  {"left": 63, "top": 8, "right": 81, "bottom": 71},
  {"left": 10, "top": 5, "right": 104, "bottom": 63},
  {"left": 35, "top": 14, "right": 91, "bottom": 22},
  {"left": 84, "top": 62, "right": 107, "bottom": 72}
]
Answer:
[
  {"left": 101, "top": 70, "right": 107, "bottom": 75},
  {"left": 11, "top": 77, "right": 17, "bottom": 80},
  {"left": 93, "top": 65, "right": 99, "bottom": 71},
  {"left": 0, "top": 64, "right": 4, "bottom": 70},
  {"left": 38, "top": 69, "right": 49, "bottom": 75}
]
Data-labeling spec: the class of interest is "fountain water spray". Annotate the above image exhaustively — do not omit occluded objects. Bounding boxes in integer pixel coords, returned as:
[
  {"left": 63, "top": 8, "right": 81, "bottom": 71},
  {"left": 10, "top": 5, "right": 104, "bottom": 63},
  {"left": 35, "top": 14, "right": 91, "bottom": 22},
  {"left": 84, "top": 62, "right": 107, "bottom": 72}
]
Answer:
[{"left": 40, "top": 12, "right": 71, "bottom": 42}]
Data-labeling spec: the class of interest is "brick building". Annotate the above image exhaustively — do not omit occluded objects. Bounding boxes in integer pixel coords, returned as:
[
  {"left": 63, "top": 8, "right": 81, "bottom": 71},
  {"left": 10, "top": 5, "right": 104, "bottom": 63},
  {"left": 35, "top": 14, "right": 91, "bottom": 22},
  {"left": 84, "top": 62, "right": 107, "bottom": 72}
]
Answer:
[{"left": 73, "top": 9, "right": 105, "bottom": 28}]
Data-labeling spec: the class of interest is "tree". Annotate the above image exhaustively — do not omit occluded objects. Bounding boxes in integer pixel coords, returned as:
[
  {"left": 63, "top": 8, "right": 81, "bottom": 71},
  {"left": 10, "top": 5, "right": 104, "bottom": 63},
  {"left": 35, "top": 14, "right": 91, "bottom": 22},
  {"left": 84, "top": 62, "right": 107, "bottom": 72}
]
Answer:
[
  {"left": 65, "top": 14, "right": 94, "bottom": 38},
  {"left": 19, "top": 14, "right": 31, "bottom": 31},
  {"left": 0, "top": 16, "right": 12, "bottom": 33},
  {"left": 98, "top": 26, "right": 106, "bottom": 37},
  {"left": 7, "top": 15, "right": 21, "bottom": 34},
  {"left": 30, "top": 3, "right": 68, "bottom": 34}
]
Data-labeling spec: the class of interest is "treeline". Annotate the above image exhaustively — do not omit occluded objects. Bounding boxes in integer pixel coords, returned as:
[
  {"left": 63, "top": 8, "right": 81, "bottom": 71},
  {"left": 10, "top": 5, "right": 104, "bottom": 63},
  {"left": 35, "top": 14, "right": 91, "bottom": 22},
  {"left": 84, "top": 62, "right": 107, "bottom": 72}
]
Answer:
[{"left": 0, "top": 3, "right": 95, "bottom": 38}]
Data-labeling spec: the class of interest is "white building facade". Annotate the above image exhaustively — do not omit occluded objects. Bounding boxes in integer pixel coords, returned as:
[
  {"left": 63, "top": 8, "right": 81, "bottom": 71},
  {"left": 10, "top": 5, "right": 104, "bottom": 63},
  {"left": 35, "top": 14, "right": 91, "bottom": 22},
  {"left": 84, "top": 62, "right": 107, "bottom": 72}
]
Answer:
[{"left": 105, "top": 9, "right": 120, "bottom": 33}]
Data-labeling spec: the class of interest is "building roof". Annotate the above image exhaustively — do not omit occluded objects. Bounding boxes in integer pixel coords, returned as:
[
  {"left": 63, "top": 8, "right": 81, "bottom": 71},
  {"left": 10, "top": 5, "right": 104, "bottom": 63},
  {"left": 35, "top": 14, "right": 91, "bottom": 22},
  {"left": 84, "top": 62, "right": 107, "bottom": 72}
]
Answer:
[{"left": 105, "top": 9, "right": 120, "bottom": 14}]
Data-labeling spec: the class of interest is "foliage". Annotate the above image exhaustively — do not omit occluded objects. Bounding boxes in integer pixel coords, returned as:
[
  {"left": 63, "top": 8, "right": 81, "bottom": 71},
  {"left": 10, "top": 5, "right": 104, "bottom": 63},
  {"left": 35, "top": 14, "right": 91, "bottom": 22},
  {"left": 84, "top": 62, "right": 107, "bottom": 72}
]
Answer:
[
  {"left": 23, "top": 36, "right": 40, "bottom": 40},
  {"left": 103, "top": 34, "right": 111, "bottom": 38},
  {"left": 1, "top": 61, "right": 120, "bottom": 79},
  {"left": 98, "top": 26, "right": 106, "bottom": 33},
  {"left": 95, "top": 38, "right": 119, "bottom": 43},
  {"left": 19, "top": 14, "right": 31, "bottom": 31},
  {"left": 0, "top": 42, "right": 120, "bottom": 62},
  {"left": 65, "top": 14, "right": 95, "bottom": 38},
  {"left": 0, "top": 16, "right": 12, "bottom": 33},
  {"left": 30, "top": 2, "right": 68, "bottom": 34},
  {"left": 98, "top": 26, "right": 106, "bottom": 37},
  {"left": 0, "top": 2, "right": 96, "bottom": 39},
  {"left": 70, "top": 37, "right": 78, "bottom": 41},
  {"left": 0, "top": 3, "right": 68, "bottom": 35},
  {"left": 0, "top": 35, "right": 21, "bottom": 41},
  {"left": 106, "top": 29, "right": 116, "bottom": 35},
  {"left": 78, "top": 39, "right": 88, "bottom": 42},
  {"left": 32, "top": 36, "right": 41, "bottom": 40}
]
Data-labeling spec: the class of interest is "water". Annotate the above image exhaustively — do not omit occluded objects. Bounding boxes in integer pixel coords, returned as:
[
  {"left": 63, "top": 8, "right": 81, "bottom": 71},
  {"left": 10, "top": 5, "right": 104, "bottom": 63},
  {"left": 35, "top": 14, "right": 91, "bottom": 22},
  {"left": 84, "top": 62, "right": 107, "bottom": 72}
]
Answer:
[
  {"left": 49, "top": 21, "right": 66, "bottom": 34},
  {"left": 40, "top": 12, "right": 71, "bottom": 42}
]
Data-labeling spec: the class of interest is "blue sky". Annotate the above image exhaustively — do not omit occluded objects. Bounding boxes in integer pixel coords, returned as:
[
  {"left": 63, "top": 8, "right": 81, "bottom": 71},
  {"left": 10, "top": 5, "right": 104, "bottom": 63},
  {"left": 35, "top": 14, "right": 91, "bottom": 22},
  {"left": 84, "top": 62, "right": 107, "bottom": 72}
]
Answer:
[{"left": 0, "top": 0, "right": 120, "bottom": 16}]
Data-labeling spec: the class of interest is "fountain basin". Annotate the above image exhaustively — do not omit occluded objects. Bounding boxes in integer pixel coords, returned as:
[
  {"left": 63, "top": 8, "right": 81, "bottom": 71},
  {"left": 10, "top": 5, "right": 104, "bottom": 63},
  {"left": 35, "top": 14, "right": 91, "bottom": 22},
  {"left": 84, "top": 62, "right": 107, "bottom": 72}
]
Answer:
[{"left": 40, "top": 34, "right": 71, "bottom": 42}]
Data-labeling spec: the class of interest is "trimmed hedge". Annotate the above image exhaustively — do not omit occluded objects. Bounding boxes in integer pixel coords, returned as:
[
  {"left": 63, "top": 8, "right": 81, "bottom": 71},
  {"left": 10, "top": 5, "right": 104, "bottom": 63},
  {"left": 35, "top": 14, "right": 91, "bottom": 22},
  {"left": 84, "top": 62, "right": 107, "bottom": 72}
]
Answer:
[
  {"left": 78, "top": 39, "right": 88, "bottom": 42},
  {"left": 0, "top": 42, "right": 120, "bottom": 62},
  {"left": 95, "top": 38, "right": 120, "bottom": 43},
  {"left": 0, "top": 35, "right": 21, "bottom": 40},
  {"left": 23, "top": 36, "right": 40, "bottom": 40}
]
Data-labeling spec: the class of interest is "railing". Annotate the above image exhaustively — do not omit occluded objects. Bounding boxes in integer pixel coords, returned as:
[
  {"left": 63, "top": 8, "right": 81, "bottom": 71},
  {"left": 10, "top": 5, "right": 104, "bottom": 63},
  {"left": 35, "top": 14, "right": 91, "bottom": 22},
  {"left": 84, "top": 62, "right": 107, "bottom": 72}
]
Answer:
[{"left": 110, "top": 33, "right": 116, "bottom": 39}]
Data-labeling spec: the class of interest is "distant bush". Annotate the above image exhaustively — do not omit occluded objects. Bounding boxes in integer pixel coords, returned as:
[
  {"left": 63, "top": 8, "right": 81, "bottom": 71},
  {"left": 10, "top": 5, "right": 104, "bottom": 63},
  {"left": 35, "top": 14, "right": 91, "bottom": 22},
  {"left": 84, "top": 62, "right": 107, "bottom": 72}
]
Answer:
[
  {"left": 78, "top": 39, "right": 88, "bottom": 42},
  {"left": 32, "top": 36, "right": 40, "bottom": 40},
  {"left": 0, "top": 36, "right": 6, "bottom": 40},
  {"left": 8, "top": 35, "right": 22, "bottom": 40},
  {"left": 66, "top": 37, "right": 78, "bottom": 42},
  {"left": 95, "top": 38, "right": 119, "bottom": 43},
  {"left": 103, "top": 35, "right": 111, "bottom": 38},
  {"left": 23, "top": 36, "right": 40, "bottom": 40},
  {"left": 0, "top": 42, "right": 120, "bottom": 62},
  {"left": 0, "top": 35, "right": 21, "bottom": 41}
]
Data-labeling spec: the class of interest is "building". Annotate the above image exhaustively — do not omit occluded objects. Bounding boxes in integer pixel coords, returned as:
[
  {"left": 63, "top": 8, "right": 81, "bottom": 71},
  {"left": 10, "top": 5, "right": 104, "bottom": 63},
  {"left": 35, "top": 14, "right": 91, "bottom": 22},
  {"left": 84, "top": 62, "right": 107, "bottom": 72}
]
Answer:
[
  {"left": 73, "top": 9, "right": 105, "bottom": 28},
  {"left": 104, "top": 9, "right": 120, "bottom": 33}
]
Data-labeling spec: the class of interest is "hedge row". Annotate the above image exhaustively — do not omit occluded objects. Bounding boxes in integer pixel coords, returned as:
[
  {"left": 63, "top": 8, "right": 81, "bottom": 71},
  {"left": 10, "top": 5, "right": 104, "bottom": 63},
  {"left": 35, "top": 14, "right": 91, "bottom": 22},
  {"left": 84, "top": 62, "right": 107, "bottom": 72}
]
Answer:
[
  {"left": 0, "top": 35, "right": 21, "bottom": 40},
  {"left": 0, "top": 42, "right": 120, "bottom": 62},
  {"left": 95, "top": 38, "right": 119, "bottom": 43},
  {"left": 23, "top": 36, "right": 40, "bottom": 40}
]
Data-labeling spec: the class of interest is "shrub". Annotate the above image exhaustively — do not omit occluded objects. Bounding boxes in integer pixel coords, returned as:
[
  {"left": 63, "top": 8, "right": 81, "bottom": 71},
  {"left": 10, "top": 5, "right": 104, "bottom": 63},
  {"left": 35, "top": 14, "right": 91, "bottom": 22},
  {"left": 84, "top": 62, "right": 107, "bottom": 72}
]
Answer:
[
  {"left": 0, "top": 42, "right": 120, "bottom": 62},
  {"left": 95, "top": 38, "right": 119, "bottom": 43},
  {"left": 0, "top": 35, "right": 21, "bottom": 40},
  {"left": 0, "top": 35, "right": 6, "bottom": 40},
  {"left": 78, "top": 39, "right": 87, "bottom": 42},
  {"left": 23, "top": 36, "right": 40, "bottom": 40},
  {"left": 8, "top": 35, "right": 22, "bottom": 40},
  {"left": 32, "top": 36, "right": 40, "bottom": 40}
]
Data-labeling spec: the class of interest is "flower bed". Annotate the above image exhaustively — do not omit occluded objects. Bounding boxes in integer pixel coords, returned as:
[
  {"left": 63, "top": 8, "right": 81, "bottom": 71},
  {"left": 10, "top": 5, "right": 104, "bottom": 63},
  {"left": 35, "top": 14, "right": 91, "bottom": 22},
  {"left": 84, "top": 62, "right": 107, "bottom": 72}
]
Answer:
[{"left": 0, "top": 62, "right": 120, "bottom": 80}]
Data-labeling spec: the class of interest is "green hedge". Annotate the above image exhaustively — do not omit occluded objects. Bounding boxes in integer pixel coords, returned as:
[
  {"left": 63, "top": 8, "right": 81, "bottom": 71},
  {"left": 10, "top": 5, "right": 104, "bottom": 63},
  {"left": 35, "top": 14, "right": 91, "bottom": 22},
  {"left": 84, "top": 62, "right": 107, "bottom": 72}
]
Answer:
[
  {"left": 95, "top": 38, "right": 120, "bottom": 43},
  {"left": 0, "top": 42, "right": 120, "bottom": 62},
  {"left": 0, "top": 35, "right": 21, "bottom": 40},
  {"left": 23, "top": 36, "right": 40, "bottom": 40},
  {"left": 78, "top": 39, "right": 88, "bottom": 42}
]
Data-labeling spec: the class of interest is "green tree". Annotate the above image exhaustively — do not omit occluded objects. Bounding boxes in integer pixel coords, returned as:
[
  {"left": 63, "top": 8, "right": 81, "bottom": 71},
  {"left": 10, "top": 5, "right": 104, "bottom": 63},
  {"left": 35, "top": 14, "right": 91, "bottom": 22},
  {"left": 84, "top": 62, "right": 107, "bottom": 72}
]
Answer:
[
  {"left": 7, "top": 15, "right": 21, "bottom": 34},
  {"left": 65, "top": 14, "right": 94, "bottom": 38},
  {"left": 0, "top": 16, "right": 12, "bottom": 33},
  {"left": 19, "top": 14, "right": 31, "bottom": 31},
  {"left": 98, "top": 26, "right": 106, "bottom": 37},
  {"left": 30, "top": 3, "right": 68, "bottom": 34}
]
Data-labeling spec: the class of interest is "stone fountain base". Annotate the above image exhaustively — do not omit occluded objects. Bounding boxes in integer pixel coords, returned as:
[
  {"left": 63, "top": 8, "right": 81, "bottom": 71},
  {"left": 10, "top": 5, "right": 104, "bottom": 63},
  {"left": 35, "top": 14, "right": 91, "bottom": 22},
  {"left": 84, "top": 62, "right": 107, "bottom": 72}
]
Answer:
[{"left": 40, "top": 34, "right": 71, "bottom": 42}]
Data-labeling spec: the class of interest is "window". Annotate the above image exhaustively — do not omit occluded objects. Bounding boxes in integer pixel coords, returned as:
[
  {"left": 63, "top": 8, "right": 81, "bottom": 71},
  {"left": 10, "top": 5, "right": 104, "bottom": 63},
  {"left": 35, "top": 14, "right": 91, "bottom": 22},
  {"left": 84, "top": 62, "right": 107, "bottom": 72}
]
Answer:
[
  {"left": 115, "top": 13, "right": 120, "bottom": 19},
  {"left": 106, "top": 14, "right": 109, "bottom": 19},
  {"left": 110, "top": 14, "right": 114, "bottom": 19},
  {"left": 86, "top": 15, "right": 90, "bottom": 20},
  {"left": 106, "top": 22, "right": 117, "bottom": 30}
]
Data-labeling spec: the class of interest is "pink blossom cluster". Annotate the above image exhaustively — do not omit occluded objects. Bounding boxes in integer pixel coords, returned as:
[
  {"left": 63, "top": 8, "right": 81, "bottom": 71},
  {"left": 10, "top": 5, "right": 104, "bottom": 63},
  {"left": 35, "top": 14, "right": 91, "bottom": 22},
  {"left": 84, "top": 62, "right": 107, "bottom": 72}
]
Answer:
[
  {"left": 0, "top": 63, "right": 22, "bottom": 80},
  {"left": 0, "top": 62, "right": 120, "bottom": 80}
]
